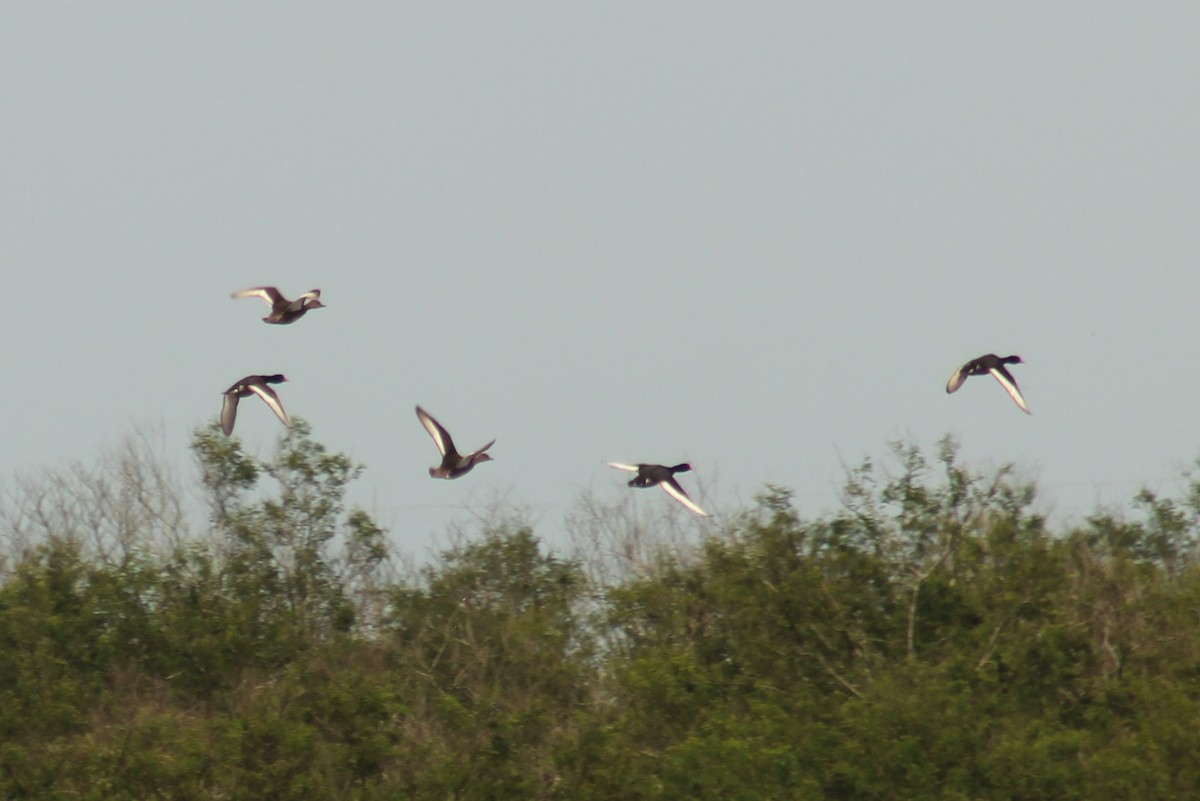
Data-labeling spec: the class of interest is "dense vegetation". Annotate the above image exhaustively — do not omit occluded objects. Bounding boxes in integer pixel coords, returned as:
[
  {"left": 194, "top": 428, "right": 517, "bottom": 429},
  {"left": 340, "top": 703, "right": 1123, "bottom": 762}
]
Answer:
[{"left": 2, "top": 425, "right": 1199, "bottom": 799}]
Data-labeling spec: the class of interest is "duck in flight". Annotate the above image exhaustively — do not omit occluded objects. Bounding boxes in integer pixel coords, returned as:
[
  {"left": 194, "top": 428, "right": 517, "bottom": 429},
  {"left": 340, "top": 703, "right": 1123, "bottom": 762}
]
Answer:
[
  {"left": 607, "top": 462, "right": 709, "bottom": 517},
  {"left": 416, "top": 406, "right": 496, "bottom": 479},
  {"left": 232, "top": 286, "right": 325, "bottom": 325},
  {"left": 946, "top": 354, "right": 1030, "bottom": 414},
  {"left": 221, "top": 374, "right": 290, "bottom": 435}
]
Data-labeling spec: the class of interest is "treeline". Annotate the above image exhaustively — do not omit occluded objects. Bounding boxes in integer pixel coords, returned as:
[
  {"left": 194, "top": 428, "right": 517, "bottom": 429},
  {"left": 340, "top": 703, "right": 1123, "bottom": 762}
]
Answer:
[{"left": 1, "top": 426, "right": 1199, "bottom": 799}]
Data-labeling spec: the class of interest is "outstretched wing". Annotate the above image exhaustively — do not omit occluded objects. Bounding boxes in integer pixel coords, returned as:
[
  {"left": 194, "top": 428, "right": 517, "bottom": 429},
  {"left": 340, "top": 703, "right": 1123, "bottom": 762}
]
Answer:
[
  {"left": 946, "top": 364, "right": 969, "bottom": 394},
  {"left": 989, "top": 367, "right": 1031, "bottom": 414},
  {"left": 607, "top": 462, "right": 639, "bottom": 472},
  {"left": 416, "top": 406, "right": 456, "bottom": 457},
  {"left": 660, "top": 478, "right": 709, "bottom": 517},
  {"left": 249, "top": 383, "right": 290, "bottom": 427},
  {"left": 232, "top": 286, "right": 283, "bottom": 306},
  {"left": 467, "top": 438, "right": 496, "bottom": 459},
  {"left": 221, "top": 393, "right": 239, "bottom": 436}
]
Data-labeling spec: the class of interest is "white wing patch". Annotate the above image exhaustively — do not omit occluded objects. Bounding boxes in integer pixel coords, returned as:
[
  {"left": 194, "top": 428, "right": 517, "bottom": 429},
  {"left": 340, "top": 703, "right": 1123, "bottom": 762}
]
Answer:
[
  {"left": 231, "top": 287, "right": 279, "bottom": 306},
  {"left": 946, "top": 367, "right": 967, "bottom": 394},
  {"left": 416, "top": 407, "right": 450, "bottom": 456},
  {"left": 221, "top": 394, "right": 239, "bottom": 436},
  {"left": 988, "top": 368, "right": 1031, "bottom": 414},
  {"left": 660, "top": 479, "right": 709, "bottom": 517},
  {"left": 249, "top": 383, "right": 290, "bottom": 426},
  {"left": 607, "top": 462, "right": 639, "bottom": 472}
]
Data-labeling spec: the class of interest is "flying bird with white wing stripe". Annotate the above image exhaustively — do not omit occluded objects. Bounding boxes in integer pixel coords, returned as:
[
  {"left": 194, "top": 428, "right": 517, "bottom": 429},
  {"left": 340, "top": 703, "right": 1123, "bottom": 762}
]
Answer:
[
  {"left": 607, "top": 462, "right": 709, "bottom": 517},
  {"left": 231, "top": 286, "right": 325, "bottom": 325},
  {"left": 221, "top": 374, "right": 290, "bottom": 435},
  {"left": 946, "top": 354, "right": 1030, "bottom": 414},
  {"left": 416, "top": 406, "right": 496, "bottom": 479}
]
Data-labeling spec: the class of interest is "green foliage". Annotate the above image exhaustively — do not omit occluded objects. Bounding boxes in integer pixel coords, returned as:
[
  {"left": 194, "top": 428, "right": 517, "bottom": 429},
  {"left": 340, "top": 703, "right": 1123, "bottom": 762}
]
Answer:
[
  {"left": 383, "top": 525, "right": 592, "bottom": 798},
  {"left": 4, "top": 432, "right": 1200, "bottom": 798}
]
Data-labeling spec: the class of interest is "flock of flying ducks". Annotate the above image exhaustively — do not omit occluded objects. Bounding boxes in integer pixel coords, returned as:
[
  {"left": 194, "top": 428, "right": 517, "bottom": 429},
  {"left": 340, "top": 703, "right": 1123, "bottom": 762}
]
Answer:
[{"left": 223, "top": 287, "right": 1032, "bottom": 519}]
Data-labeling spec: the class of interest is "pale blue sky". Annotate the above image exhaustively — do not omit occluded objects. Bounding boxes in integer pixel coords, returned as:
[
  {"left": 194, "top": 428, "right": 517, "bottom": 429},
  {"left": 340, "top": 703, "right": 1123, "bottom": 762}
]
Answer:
[{"left": 3, "top": 3, "right": 1199, "bottom": 552}]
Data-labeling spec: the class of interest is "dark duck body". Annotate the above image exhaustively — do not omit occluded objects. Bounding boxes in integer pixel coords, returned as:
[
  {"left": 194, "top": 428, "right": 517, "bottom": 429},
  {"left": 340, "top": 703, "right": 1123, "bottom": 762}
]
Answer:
[
  {"left": 232, "top": 286, "right": 325, "bottom": 324},
  {"left": 607, "top": 462, "right": 709, "bottom": 517},
  {"left": 416, "top": 406, "right": 495, "bottom": 479},
  {"left": 221, "top": 374, "right": 290, "bottom": 435},
  {"left": 946, "top": 354, "right": 1030, "bottom": 414}
]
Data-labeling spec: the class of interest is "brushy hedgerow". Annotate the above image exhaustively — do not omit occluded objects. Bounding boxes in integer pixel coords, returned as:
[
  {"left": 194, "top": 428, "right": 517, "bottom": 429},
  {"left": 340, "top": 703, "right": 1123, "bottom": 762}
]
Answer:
[{"left": 1, "top": 430, "right": 1199, "bottom": 800}]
